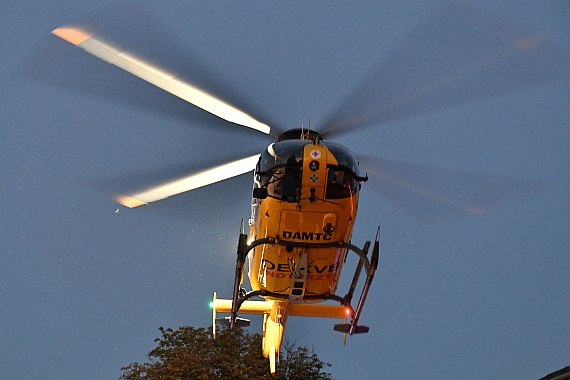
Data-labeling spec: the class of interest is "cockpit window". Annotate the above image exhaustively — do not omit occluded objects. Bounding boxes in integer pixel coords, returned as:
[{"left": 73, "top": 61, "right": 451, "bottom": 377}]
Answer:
[
  {"left": 263, "top": 162, "right": 301, "bottom": 202},
  {"left": 258, "top": 140, "right": 306, "bottom": 202},
  {"left": 326, "top": 166, "right": 357, "bottom": 199}
]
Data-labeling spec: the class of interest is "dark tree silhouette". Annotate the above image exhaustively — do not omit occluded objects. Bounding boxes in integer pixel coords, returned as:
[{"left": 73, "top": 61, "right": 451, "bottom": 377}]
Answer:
[{"left": 119, "top": 326, "right": 337, "bottom": 380}]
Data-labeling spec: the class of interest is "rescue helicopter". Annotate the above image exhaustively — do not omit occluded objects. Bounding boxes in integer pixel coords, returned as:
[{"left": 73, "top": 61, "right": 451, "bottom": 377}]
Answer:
[{"left": 37, "top": 1, "right": 569, "bottom": 374}]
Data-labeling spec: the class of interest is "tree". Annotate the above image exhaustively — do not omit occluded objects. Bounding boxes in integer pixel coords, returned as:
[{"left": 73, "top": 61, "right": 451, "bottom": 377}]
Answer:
[{"left": 119, "top": 326, "right": 337, "bottom": 380}]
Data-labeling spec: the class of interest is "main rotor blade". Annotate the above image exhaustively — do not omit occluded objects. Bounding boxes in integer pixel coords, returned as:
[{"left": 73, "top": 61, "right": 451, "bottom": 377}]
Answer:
[
  {"left": 18, "top": 2, "right": 280, "bottom": 137},
  {"left": 51, "top": 25, "right": 271, "bottom": 135},
  {"left": 115, "top": 154, "right": 259, "bottom": 208},
  {"left": 359, "top": 155, "right": 547, "bottom": 222},
  {"left": 321, "top": 2, "right": 570, "bottom": 137}
]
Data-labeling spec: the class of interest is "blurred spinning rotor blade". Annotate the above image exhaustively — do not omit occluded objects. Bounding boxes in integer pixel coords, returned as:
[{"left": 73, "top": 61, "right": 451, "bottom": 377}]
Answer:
[
  {"left": 115, "top": 154, "right": 259, "bottom": 208},
  {"left": 321, "top": 2, "right": 570, "bottom": 137},
  {"left": 18, "top": 2, "right": 279, "bottom": 136},
  {"left": 359, "top": 155, "right": 547, "bottom": 222},
  {"left": 51, "top": 26, "right": 271, "bottom": 135}
]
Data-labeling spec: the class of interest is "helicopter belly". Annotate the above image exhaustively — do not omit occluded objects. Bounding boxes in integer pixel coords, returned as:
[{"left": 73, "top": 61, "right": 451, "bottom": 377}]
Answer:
[
  {"left": 251, "top": 244, "right": 346, "bottom": 296},
  {"left": 248, "top": 203, "right": 353, "bottom": 298}
]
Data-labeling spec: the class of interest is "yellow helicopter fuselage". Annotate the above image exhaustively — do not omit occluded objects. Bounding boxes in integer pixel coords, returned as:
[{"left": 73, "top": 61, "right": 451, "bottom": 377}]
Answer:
[{"left": 248, "top": 141, "right": 359, "bottom": 298}]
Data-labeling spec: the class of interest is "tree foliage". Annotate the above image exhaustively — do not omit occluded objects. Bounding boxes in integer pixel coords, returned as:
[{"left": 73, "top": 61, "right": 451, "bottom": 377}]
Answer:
[{"left": 119, "top": 326, "right": 337, "bottom": 380}]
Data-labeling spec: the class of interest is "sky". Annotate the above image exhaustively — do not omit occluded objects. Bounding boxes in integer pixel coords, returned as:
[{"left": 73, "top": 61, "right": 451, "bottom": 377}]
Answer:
[{"left": 2, "top": 1, "right": 570, "bottom": 379}]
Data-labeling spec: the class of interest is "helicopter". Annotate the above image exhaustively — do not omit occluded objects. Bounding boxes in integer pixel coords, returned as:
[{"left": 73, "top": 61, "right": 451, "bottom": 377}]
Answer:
[{"left": 43, "top": 1, "right": 570, "bottom": 375}]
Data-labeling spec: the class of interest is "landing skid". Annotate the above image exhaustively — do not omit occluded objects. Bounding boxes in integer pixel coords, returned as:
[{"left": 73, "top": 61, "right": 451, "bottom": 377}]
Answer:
[{"left": 212, "top": 224, "right": 380, "bottom": 373}]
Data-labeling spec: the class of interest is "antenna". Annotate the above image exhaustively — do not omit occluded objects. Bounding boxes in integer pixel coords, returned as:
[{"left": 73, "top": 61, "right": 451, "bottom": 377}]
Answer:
[{"left": 303, "top": 117, "right": 313, "bottom": 141}]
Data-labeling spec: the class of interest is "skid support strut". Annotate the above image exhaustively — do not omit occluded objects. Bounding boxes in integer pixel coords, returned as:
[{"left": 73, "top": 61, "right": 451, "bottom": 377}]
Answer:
[
  {"left": 230, "top": 220, "right": 249, "bottom": 329},
  {"left": 334, "top": 227, "right": 380, "bottom": 335},
  {"left": 214, "top": 220, "right": 252, "bottom": 331}
]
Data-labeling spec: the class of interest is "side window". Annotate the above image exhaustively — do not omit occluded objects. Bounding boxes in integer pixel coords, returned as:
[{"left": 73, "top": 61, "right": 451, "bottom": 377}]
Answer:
[
  {"left": 263, "top": 165, "right": 301, "bottom": 202},
  {"left": 266, "top": 167, "right": 284, "bottom": 197}
]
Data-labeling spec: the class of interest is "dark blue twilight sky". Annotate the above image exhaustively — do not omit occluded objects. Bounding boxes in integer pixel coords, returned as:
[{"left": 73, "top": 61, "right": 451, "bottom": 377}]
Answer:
[{"left": 1, "top": 1, "right": 570, "bottom": 379}]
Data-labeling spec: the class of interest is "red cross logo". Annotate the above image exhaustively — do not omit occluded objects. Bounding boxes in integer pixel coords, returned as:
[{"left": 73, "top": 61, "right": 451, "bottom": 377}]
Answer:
[{"left": 310, "top": 149, "right": 321, "bottom": 159}]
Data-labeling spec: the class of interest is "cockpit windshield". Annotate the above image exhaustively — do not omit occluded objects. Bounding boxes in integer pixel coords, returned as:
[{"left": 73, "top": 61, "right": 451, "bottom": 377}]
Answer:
[{"left": 256, "top": 139, "right": 362, "bottom": 202}]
